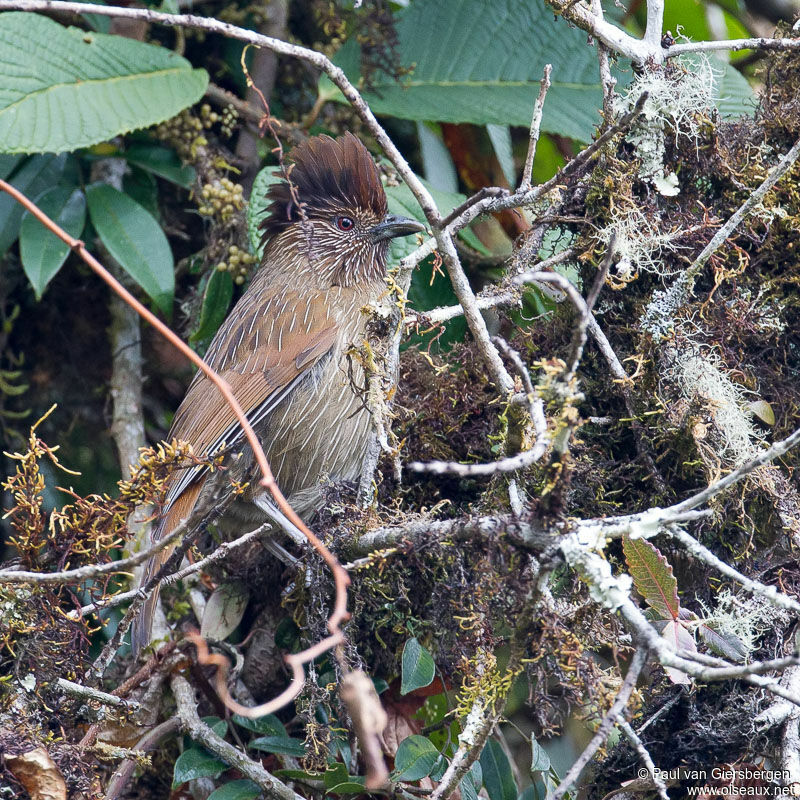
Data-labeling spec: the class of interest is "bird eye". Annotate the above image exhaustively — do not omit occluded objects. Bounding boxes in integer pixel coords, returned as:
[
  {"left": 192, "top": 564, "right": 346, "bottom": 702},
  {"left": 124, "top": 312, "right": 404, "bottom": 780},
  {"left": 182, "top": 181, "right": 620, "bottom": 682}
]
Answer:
[{"left": 334, "top": 216, "right": 355, "bottom": 232}]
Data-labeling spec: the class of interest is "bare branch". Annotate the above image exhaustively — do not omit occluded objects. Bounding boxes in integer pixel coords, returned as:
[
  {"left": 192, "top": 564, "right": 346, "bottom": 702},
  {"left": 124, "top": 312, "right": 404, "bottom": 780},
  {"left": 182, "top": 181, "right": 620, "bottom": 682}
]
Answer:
[
  {"left": 643, "top": 0, "right": 664, "bottom": 49},
  {"left": 434, "top": 231, "right": 514, "bottom": 393},
  {"left": 520, "top": 65, "right": 552, "bottom": 192},
  {"left": 666, "top": 37, "right": 800, "bottom": 57},
  {"left": 668, "top": 424, "right": 800, "bottom": 516},
  {"left": 55, "top": 678, "right": 140, "bottom": 712},
  {"left": 664, "top": 524, "right": 800, "bottom": 614},
  {"left": 546, "top": 0, "right": 658, "bottom": 62}
]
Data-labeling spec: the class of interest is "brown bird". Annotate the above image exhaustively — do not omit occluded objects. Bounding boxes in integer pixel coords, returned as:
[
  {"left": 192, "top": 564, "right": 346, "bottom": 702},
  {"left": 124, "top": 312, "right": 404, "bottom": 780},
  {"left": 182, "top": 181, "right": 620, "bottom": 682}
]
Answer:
[{"left": 131, "top": 133, "right": 424, "bottom": 654}]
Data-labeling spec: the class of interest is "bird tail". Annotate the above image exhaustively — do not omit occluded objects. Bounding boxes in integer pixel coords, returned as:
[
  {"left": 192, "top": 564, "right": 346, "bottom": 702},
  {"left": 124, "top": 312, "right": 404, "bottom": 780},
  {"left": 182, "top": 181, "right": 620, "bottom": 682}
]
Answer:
[
  {"left": 130, "top": 542, "right": 170, "bottom": 657},
  {"left": 130, "top": 481, "right": 203, "bottom": 657}
]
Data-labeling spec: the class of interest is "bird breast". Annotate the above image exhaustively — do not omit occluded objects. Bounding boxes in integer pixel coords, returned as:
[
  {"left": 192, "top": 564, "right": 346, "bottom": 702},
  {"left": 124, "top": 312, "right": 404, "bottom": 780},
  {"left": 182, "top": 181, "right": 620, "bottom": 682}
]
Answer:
[{"left": 247, "top": 281, "right": 379, "bottom": 516}]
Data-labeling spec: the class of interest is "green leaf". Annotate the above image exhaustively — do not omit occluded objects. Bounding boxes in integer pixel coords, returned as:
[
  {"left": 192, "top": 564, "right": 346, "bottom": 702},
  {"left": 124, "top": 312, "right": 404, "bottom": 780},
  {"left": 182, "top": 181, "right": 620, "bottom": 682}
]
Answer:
[
  {"left": 748, "top": 399, "right": 775, "bottom": 426},
  {"left": 0, "top": 12, "right": 208, "bottom": 153},
  {"left": 172, "top": 746, "right": 227, "bottom": 787},
  {"left": 0, "top": 154, "right": 23, "bottom": 180},
  {"left": 20, "top": 186, "right": 86, "bottom": 298},
  {"left": 85, "top": 182, "right": 174, "bottom": 314},
  {"left": 698, "top": 622, "right": 748, "bottom": 663},
  {"left": 392, "top": 735, "right": 440, "bottom": 782},
  {"left": 207, "top": 780, "right": 262, "bottom": 800},
  {"left": 123, "top": 167, "right": 160, "bottom": 220},
  {"left": 274, "top": 769, "right": 325, "bottom": 781},
  {"left": 480, "top": 739, "right": 517, "bottom": 800},
  {"left": 125, "top": 144, "right": 196, "bottom": 188},
  {"left": 529, "top": 739, "right": 550, "bottom": 774},
  {"left": 201, "top": 716, "right": 229, "bottom": 738},
  {"left": 232, "top": 712, "right": 286, "bottom": 736},
  {"left": 714, "top": 61, "right": 756, "bottom": 119},
  {"left": 622, "top": 535, "right": 680, "bottom": 621},
  {"left": 401, "top": 637, "right": 436, "bottom": 695},
  {"left": 191, "top": 269, "right": 234, "bottom": 344},
  {"left": 417, "top": 122, "right": 458, "bottom": 193},
  {"left": 323, "top": 762, "right": 351, "bottom": 789},
  {"left": 249, "top": 735, "right": 306, "bottom": 757},
  {"left": 322, "top": 0, "right": 610, "bottom": 142},
  {"left": 200, "top": 583, "right": 249, "bottom": 642},
  {"left": 247, "top": 166, "right": 282, "bottom": 257},
  {"left": 486, "top": 124, "right": 515, "bottom": 186},
  {"left": 0, "top": 153, "right": 72, "bottom": 256},
  {"left": 461, "top": 773, "right": 479, "bottom": 800}
]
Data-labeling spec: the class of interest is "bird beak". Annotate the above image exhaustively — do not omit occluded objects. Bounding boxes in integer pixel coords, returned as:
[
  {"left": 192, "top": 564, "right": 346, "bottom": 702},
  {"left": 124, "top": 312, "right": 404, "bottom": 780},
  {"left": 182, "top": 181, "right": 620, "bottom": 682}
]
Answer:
[{"left": 370, "top": 214, "right": 426, "bottom": 242}]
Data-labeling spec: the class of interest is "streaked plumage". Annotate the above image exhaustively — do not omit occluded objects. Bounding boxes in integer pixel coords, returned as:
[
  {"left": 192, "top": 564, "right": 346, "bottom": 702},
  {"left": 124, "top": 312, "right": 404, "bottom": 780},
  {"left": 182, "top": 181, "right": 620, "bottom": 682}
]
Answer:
[{"left": 131, "top": 133, "right": 424, "bottom": 654}]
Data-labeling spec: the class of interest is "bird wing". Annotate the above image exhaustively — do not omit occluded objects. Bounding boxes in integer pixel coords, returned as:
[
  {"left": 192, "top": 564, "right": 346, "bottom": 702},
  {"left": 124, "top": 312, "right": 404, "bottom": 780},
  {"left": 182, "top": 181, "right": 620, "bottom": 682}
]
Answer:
[{"left": 164, "top": 288, "right": 339, "bottom": 511}]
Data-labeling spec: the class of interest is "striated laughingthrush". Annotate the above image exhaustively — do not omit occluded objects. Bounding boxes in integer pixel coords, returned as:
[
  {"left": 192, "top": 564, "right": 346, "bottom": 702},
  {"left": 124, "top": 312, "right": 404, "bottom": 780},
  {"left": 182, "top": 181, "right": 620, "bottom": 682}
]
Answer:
[{"left": 131, "top": 133, "right": 424, "bottom": 653}]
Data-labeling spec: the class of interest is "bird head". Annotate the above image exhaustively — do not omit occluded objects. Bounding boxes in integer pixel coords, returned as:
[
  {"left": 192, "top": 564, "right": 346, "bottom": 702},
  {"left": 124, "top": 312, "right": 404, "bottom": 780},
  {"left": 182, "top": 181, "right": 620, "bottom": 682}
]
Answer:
[{"left": 260, "top": 133, "right": 425, "bottom": 287}]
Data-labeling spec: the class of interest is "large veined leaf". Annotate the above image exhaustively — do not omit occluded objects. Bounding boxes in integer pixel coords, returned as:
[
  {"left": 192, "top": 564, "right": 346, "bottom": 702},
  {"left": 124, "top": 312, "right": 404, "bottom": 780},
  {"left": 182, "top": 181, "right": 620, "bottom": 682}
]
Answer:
[
  {"left": 85, "top": 183, "right": 174, "bottom": 314},
  {"left": 0, "top": 12, "right": 208, "bottom": 154},
  {"left": 320, "top": 0, "right": 608, "bottom": 142}
]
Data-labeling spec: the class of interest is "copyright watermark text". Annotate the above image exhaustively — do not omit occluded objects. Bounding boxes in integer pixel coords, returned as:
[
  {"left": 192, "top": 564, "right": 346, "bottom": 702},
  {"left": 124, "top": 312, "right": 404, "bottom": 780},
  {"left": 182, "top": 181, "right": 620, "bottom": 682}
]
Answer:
[{"left": 636, "top": 767, "right": 800, "bottom": 796}]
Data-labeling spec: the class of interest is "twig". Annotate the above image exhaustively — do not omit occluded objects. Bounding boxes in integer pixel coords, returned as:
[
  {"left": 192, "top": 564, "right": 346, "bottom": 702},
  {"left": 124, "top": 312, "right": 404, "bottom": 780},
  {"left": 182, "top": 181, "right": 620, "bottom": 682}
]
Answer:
[
  {"left": 618, "top": 719, "right": 669, "bottom": 800},
  {"left": 666, "top": 37, "right": 800, "bottom": 57},
  {"left": 429, "top": 652, "right": 510, "bottom": 800},
  {"left": 407, "top": 247, "right": 577, "bottom": 328},
  {"left": 104, "top": 718, "right": 181, "bottom": 800},
  {"left": 434, "top": 231, "right": 514, "bottom": 393},
  {"left": 612, "top": 593, "right": 800, "bottom": 705},
  {"left": 396, "top": 93, "right": 647, "bottom": 286},
  {"left": 56, "top": 678, "right": 140, "bottom": 711},
  {"left": 520, "top": 65, "right": 552, "bottom": 192},
  {"left": 408, "top": 442, "right": 549, "bottom": 477},
  {"left": 0, "top": 0, "right": 439, "bottom": 221},
  {"left": 406, "top": 290, "right": 521, "bottom": 326},
  {"left": 435, "top": 93, "right": 648, "bottom": 240},
  {"left": 79, "top": 641, "right": 180, "bottom": 750},
  {"left": 339, "top": 671, "right": 390, "bottom": 790},
  {"left": 548, "top": 648, "right": 648, "bottom": 800},
  {"left": 643, "top": 0, "right": 664, "bottom": 49},
  {"left": 669, "top": 423, "right": 800, "bottom": 517},
  {"left": 674, "top": 647, "right": 800, "bottom": 676},
  {"left": 513, "top": 270, "right": 591, "bottom": 381},
  {"left": 68, "top": 521, "right": 273, "bottom": 619},
  {"left": 546, "top": 0, "right": 661, "bottom": 63}
]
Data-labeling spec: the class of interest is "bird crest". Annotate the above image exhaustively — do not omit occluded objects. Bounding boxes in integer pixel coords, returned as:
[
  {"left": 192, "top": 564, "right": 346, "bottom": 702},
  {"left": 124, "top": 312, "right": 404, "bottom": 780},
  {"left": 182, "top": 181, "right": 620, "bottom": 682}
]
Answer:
[{"left": 260, "top": 133, "right": 388, "bottom": 241}]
